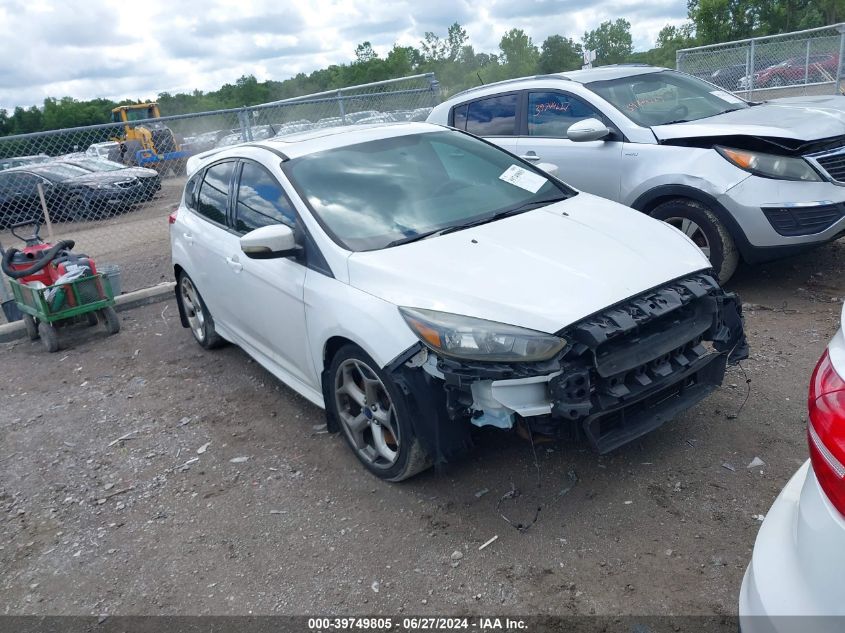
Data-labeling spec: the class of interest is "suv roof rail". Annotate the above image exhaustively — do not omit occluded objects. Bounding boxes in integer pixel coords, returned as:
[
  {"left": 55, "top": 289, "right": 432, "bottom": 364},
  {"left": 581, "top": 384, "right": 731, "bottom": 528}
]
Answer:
[{"left": 450, "top": 73, "right": 571, "bottom": 99}]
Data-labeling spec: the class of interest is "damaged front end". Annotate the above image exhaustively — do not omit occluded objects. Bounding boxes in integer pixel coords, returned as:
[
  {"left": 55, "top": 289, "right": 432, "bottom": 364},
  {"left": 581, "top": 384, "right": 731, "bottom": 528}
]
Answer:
[{"left": 387, "top": 273, "right": 748, "bottom": 462}]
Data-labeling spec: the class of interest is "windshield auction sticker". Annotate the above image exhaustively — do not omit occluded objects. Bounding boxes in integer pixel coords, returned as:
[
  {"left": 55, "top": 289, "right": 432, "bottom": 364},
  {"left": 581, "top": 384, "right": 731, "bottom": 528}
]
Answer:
[{"left": 499, "top": 165, "right": 547, "bottom": 193}]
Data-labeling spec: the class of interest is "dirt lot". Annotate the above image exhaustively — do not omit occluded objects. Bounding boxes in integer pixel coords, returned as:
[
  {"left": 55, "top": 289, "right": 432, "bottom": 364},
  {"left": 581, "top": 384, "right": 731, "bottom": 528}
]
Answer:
[{"left": 1, "top": 239, "right": 844, "bottom": 619}]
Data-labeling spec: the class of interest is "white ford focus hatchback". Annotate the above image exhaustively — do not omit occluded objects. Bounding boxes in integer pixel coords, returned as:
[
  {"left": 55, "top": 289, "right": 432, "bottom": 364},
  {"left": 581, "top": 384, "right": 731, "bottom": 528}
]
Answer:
[{"left": 170, "top": 122, "right": 747, "bottom": 481}]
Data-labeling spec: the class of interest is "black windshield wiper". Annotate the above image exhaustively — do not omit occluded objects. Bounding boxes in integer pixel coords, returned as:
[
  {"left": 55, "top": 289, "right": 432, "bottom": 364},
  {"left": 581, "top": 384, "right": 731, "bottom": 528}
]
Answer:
[
  {"left": 384, "top": 228, "right": 447, "bottom": 248},
  {"left": 438, "top": 195, "right": 571, "bottom": 236},
  {"left": 385, "top": 195, "right": 570, "bottom": 247}
]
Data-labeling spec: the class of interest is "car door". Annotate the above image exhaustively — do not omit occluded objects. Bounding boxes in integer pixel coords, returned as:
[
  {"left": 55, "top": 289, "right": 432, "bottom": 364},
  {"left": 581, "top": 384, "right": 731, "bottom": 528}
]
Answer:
[
  {"left": 516, "top": 91, "right": 623, "bottom": 201},
  {"left": 181, "top": 160, "right": 239, "bottom": 328},
  {"left": 450, "top": 92, "right": 521, "bottom": 155},
  {"left": 227, "top": 160, "right": 313, "bottom": 387}
]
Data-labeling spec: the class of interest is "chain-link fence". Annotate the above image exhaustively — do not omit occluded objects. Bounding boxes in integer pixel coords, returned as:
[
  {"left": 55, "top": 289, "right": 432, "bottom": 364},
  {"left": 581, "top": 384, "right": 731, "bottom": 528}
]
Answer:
[
  {"left": 677, "top": 24, "right": 845, "bottom": 100},
  {"left": 0, "top": 74, "right": 440, "bottom": 315}
]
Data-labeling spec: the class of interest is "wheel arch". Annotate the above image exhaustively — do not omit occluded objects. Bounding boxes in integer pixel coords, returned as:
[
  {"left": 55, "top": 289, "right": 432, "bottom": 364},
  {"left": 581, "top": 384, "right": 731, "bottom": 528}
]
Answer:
[
  {"left": 173, "top": 264, "right": 189, "bottom": 328},
  {"left": 630, "top": 184, "right": 753, "bottom": 261}
]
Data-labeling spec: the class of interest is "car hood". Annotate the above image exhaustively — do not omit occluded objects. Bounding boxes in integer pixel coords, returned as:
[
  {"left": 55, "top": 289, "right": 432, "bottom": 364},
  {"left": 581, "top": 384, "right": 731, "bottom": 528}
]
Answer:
[
  {"left": 652, "top": 96, "right": 845, "bottom": 142},
  {"left": 346, "top": 193, "right": 711, "bottom": 334},
  {"left": 65, "top": 172, "right": 138, "bottom": 186}
]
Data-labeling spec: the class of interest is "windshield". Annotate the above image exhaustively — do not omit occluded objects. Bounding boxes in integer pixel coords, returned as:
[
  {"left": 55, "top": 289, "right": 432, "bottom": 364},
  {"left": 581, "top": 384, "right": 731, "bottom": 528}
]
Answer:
[
  {"left": 587, "top": 70, "right": 749, "bottom": 127},
  {"left": 284, "top": 130, "right": 573, "bottom": 251},
  {"left": 124, "top": 107, "right": 155, "bottom": 122}
]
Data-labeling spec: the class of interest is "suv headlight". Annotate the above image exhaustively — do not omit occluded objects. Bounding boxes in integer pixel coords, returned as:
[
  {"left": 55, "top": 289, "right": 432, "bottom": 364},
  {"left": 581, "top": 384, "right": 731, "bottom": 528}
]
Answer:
[
  {"left": 399, "top": 307, "right": 566, "bottom": 362},
  {"left": 716, "top": 146, "right": 822, "bottom": 182}
]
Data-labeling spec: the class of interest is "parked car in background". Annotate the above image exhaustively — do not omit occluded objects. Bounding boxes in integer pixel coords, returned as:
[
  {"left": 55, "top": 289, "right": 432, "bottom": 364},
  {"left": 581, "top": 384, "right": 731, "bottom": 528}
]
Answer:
[
  {"left": 0, "top": 163, "right": 144, "bottom": 227},
  {"left": 274, "top": 122, "right": 315, "bottom": 137},
  {"left": 181, "top": 130, "right": 225, "bottom": 155},
  {"left": 739, "top": 53, "right": 840, "bottom": 89},
  {"left": 0, "top": 154, "right": 52, "bottom": 171},
  {"left": 709, "top": 63, "right": 747, "bottom": 90},
  {"left": 344, "top": 110, "right": 381, "bottom": 123},
  {"left": 428, "top": 65, "right": 845, "bottom": 282},
  {"left": 171, "top": 122, "right": 746, "bottom": 481},
  {"left": 214, "top": 125, "right": 278, "bottom": 148},
  {"left": 739, "top": 302, "right": 845, "bottom": 626},
  {"left": 55, "top": 157, "right": 161, "bottom": 201},
  {"left": 86, "top": 141, "right": 121, "bottom": 162}
]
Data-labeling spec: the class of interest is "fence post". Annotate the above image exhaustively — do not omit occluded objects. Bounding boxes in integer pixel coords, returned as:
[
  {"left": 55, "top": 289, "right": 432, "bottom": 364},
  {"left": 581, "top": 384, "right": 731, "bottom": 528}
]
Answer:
[
  {"left": 748, "top": 38, "right": 756, "bottom": 97},
  {"left": 337, "top": 90, "right": 347, "bottom": 124},
  {"left": 237, "top": 108, "right": 252, "bottom": 141},
  {"left": 804, "top": 39, "right": 811, "bottom": 85},
  {"left": 428, "top": 77, "right": 441, "bottom": 106},
  {"left": 836, "top": 26, "right": 845, "bottom": 95},
  {"left": 675, "top": 49, "right": 681, "bottom": 71}
]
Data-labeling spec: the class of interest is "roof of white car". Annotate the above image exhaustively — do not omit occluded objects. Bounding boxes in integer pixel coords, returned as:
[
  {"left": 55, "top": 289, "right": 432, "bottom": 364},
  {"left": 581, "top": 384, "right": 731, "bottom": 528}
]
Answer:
[
  {"left": 189, "top": 122, "right": 444, "bottom": 172},
  {"left": 447, "top": 65, "right": 666, "bottom": 101}
]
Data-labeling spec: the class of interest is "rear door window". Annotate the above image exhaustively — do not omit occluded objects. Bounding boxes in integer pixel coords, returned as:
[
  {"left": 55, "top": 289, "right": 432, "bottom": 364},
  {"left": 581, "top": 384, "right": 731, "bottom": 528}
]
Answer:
[
  {"left": 455, "top": 94, "right": 518, "bottom": 136},
  {"left": 196, "top": 161, "right": 234, "bottom": 225},
  {"left": 234, "top": 162, "right": 298, "bottom": 234}
]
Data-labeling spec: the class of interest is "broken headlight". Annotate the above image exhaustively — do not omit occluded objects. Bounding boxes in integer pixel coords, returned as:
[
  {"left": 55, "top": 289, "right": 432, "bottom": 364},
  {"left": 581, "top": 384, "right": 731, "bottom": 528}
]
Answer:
[
  {"left": 399, "top": 307, "right": 566, "bottom": 362},
  {"left": 716, "top": 146, "right": 822, "bottom": 182}
]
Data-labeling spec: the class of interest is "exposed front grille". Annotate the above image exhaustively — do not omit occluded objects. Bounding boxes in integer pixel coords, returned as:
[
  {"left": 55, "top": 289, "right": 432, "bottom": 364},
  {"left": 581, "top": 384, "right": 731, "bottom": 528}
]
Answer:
[
  {"left": 806, "top": 145, "right": 845, "bottom": 184},
  {"left": 762, "top": 203, "right": 845, "bottom": 236}
]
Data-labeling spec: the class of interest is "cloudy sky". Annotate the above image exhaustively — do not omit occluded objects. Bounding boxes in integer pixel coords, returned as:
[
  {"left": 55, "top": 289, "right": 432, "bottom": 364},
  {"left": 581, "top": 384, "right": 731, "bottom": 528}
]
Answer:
[{"left": 0, "top": 0, "right": 687, "bottom": 112}]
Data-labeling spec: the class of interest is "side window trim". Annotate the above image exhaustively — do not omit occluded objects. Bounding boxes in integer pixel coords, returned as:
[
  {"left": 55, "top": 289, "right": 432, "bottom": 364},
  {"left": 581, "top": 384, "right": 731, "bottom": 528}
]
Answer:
[{"left": 232, "top": 158, "right": 301, "bottom": 234}]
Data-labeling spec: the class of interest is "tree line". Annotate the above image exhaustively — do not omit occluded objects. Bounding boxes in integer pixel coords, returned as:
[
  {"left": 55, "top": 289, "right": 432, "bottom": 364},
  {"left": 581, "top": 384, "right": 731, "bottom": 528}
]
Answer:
[{"left": 1, "top": 0, "right": 841, "bottom": 137}]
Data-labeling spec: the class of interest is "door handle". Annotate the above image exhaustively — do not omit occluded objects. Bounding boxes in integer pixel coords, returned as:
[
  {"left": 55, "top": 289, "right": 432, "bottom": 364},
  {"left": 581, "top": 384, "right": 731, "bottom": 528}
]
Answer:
[
  {"left": 182, "top": 232, "right": 194, "bottom": 245},
  {"left": 225, "top": 256, "right": 243, "bottom": 273},
  {"left": 520, "top": 153, "right": 541, "bottom": 161}
]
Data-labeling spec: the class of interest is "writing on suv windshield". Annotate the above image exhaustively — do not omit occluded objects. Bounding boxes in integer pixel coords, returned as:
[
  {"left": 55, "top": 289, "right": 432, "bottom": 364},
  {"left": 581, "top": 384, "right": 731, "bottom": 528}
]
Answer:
[
  {"left": 284, "top": 131, "right": 574, "bottom": 252},
  {"left": 587, "top": 70, "right": 748, "bottom": 127}
]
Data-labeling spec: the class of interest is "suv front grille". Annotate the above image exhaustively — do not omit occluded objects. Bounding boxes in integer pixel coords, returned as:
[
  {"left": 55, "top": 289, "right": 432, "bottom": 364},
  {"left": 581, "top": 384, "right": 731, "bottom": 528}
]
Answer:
[
  {"left": 762, "top": 203, "right": 845, "bottom": 236},
  {"left": 806, "top": 145, "right": 845, "bottom": 184}
]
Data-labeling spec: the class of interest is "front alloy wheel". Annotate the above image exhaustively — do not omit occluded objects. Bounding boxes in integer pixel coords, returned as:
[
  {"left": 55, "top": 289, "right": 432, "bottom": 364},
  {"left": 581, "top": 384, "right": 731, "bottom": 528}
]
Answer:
[
  {"left": 335, "top": 358, "right": 401, "bottom": 469},
  {"left": 327, "top": 345, "right": 431, "bottom": 481}
]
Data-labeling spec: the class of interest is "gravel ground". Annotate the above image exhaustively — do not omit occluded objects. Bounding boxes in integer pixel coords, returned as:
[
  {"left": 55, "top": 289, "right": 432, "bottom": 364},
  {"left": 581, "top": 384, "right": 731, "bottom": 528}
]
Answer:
[{"left": 1, "top": 239, "right": 843, "bottom": 618}]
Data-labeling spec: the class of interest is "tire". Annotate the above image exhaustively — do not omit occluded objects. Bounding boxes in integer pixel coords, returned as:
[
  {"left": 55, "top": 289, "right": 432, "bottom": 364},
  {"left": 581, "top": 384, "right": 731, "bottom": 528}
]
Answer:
[
  {"left": 85, "top": 312, "right": 99, "bottom": 327},
  {"left": 23, "top": 314, "right": 39, "bottom": 340},
  {"left": 771, "top": 76, "right": 784, "bottom": 87},
  {"left": 325, "top": 344, "right": 431, "bottom": 482},
  {"left": 38, "top": 322, "right": 59, "bottom": 353},
  {"left": 650, "top": 198, "right": 739, "bottom": 284},
  {"left": 176, "top": 272, "right": 224, "bottom": 349},
  {"left": 100, "top": 307, "right": 120, "bottom": 335}
]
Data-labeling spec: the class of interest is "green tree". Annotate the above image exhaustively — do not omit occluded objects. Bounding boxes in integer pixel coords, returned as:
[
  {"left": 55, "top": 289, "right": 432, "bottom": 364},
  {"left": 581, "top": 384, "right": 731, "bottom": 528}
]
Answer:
[
  {"left": 538, "top": 35, "right": 583, "bottom": 73},
  {"left": 498, "top": 28, "right": 540, "bottom": 78},
  {"left": 355, "top": 41, "right": 377, "bottom": 63},
  {"left": 582, "top": 19, "right": 634, "bottom": 65}
]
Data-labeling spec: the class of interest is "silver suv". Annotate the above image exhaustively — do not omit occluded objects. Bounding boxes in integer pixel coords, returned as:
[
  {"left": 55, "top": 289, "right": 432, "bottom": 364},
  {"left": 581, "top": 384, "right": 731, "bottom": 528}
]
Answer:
[{"left": 428, "top": 65, "right": 845, "bottom": 282}]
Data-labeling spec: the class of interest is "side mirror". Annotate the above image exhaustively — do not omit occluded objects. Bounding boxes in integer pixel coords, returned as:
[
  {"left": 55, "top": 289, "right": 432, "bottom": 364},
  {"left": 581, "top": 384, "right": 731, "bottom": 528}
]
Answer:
[
  {"left": 567, "top": 118, "right": 610, "bottom": 142},
  {"left": 240, "top": 224, "right": 299, "bottom": 259},
  {"left": 535, "top": 162, "right": 559, "bottom": 177}
]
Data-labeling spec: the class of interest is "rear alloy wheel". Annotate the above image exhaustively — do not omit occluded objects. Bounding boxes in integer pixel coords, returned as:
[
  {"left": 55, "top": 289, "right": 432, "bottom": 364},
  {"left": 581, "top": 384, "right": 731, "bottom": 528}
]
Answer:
[
  {"left": 651, "top": 198, "right": 739, "bottom": 284},
  {"left": 328, "top": 345, "right": 430, "bottom": 481},
  {"left": 177, "top": 273, "right": 223, "bottom": 349}
]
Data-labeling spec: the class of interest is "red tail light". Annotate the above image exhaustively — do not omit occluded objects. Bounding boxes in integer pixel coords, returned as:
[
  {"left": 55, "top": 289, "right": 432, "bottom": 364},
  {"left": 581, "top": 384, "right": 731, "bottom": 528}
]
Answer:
[
  {"left": 808, "top": 349, "right": 845, "bottom": 516},
  {"left": 168, "top": 209, "right": 178, "bottom": 225}
]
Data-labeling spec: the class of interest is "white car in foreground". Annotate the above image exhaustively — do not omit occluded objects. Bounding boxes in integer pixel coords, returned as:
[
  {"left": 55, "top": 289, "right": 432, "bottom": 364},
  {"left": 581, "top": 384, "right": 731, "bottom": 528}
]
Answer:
[
  {"left": 170, "top": 122, "right": 747, "bottom": 481},
  {"left": 740, "top": 305, "right": 845, "bottom": 628}
]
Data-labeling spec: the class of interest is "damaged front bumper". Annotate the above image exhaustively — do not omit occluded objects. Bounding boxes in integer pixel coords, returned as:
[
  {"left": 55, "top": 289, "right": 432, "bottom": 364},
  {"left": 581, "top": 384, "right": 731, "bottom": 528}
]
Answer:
[{"left": 389, "top": 273, "right": 748, "bottom": 461}]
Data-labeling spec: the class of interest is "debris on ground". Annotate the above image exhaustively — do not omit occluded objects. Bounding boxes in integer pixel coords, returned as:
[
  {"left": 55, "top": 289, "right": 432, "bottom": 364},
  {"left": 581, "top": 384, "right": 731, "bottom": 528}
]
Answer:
[
  {"left": 478, "top": 535, "right": 498, "bottom": 551},
  {"left": 747, "top": 457, "right": 766, "bottom": 469},
  {"left": 474, "top": 488, "right": 489, "bottom": 499},
  {"left": 229, "top": 457, "right": 249, "bottom": 463},
  {"left": 450, "top": 550, "right": 463, "bottom": 561},
  {"left": 108, "top": 431, "right": 139, "bottom": 447},
  {"left": 196, "top": 443, "right": 210, "bottom": 455},
  {"left": 722, "top": 462, "right": 736, "bottom": 472}
]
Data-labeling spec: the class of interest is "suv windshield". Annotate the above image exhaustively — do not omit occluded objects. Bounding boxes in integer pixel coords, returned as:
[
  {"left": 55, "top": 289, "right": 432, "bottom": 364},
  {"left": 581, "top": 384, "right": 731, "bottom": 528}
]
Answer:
[
  {"left": 284, "top": 130, "right": 573, "bottom": 251},
  {"left": 587, "top": 70, "right": 749, "bottom": 127}
]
